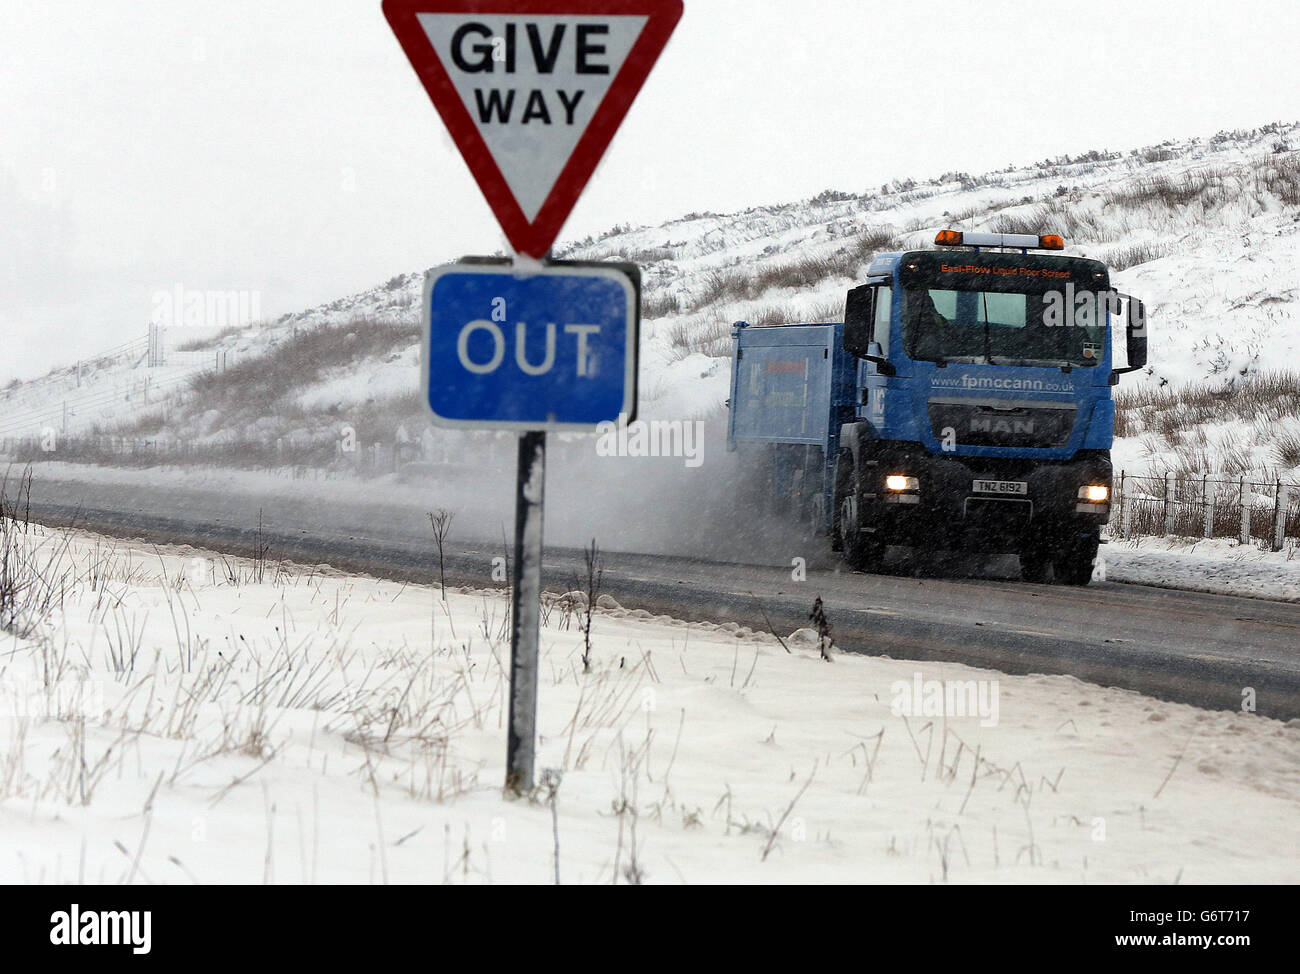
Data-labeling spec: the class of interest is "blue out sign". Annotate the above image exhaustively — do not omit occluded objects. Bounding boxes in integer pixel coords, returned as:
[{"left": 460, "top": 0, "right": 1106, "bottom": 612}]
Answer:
[{"left": 421, "top": 262, "right": 638, "bottom": 430}]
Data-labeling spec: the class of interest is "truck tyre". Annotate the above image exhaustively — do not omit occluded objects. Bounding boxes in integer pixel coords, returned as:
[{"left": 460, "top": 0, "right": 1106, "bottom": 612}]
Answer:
[
  {"left": 833, "top": 451, "right": 884, "bottom": 571},
  {"left": 1053, "top": 534, "right": 1100, "bottom": 586},
  {"left": 830, "top": 451, "right": 850, "bottom": 551}
]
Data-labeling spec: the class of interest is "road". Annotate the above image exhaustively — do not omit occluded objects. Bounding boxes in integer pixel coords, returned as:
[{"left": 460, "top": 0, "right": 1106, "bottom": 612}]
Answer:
[{"left": 18, "top": 473, "right": 1300, "bottom": 720}]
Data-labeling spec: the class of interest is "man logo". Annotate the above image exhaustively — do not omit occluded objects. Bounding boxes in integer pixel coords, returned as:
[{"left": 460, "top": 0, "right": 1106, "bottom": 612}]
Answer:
[{"left": 970, "top": 417, "right": 1035, "bottom": 435}]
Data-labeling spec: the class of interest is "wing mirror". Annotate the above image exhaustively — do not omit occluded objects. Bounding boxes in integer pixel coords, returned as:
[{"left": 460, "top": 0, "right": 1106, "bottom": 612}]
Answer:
[
  {"left": 1112, "top": 293, "right": 1148, "bottom": 374},
  {"left": 845, "top": 284, "right": 895, "bottom": 375}
]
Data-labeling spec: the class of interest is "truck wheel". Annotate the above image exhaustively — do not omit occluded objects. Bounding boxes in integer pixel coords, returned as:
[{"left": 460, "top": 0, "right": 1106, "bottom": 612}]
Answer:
[
  {"left": 1052, "top": 535, "right": 1100, "bottom": 586},
  {"left": 833, "top": 451, "right": 883, "bottom": 571},
  {"left": 830, "top": 452, "right": 849, "bottom": 551},
  {"left": 1019, "top": 546, "right": 1052, "bottom": 583},
  {"left": 841, "top": 497, "right": 885, "bottom": 571}
]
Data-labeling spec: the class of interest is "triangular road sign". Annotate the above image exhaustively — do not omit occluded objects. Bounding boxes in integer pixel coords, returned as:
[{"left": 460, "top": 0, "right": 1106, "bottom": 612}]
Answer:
[{"left": 383, "top": 0, "right": 683, "bottom": 257}]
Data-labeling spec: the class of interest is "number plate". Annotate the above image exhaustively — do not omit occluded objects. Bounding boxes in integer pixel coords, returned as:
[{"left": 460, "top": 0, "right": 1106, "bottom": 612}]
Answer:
[{"left": 972, "top": 479, "right": 1028, "bottom": 495}]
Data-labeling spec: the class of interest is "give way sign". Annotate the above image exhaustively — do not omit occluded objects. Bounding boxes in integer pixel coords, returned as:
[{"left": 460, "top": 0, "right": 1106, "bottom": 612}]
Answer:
[{"left": 382, "top": 0, "right": 683, "bottom": 257}]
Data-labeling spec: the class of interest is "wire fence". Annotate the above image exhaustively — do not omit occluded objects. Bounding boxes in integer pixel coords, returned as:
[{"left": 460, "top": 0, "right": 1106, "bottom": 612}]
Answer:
[
  {"left": 0, "top": 334, "right": 235, "bottom": 439},
  {"left": 1112, "top": 472, "right": 1300, "bottom": 551}
]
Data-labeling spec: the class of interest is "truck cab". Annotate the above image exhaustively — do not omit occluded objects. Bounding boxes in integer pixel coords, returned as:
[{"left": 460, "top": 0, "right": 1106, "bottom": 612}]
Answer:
[{"left": 727, "top": 229, "right": 1148, "bottom": 584}]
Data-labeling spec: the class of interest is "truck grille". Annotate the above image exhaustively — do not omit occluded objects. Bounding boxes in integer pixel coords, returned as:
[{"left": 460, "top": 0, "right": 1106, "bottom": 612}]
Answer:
[{"left": 927, "top": 397, "right": 1077, "bottom": 449}]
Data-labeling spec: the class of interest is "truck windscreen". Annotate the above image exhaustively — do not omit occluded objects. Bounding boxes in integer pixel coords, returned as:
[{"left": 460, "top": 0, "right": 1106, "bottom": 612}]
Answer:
[{"left": 899, "top": 253, "right": 1110, "bottom": 368}]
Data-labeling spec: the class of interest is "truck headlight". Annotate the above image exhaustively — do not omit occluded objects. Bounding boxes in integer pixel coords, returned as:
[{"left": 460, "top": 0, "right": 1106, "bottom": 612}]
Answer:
[
  {"left": 885, "top": 475, "right": 919, "bottom": 492},
  {"left": 1078, "top": 485, "right": 1109, "bottom": 502}
]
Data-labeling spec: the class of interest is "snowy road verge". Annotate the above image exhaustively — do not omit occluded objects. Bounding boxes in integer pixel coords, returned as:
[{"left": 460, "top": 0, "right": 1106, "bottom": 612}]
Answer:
[
  {"left": 1, "top": 523, "right": 1297, "bottom": 884},
  {"left": 1104, "top": 536, "right": 1300, "bottom": 601}
]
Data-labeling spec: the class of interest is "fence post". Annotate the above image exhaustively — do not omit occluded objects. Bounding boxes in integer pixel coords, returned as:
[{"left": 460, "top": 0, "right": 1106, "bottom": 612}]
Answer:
[
  {"left": 1117, "top": 470, "right": 1126, "bottom": 539},
  {"left": 1122, "top": 474, "right": 1133, "bottom": 539},
  {"left": 1163, "top": 472, "right": 1175, "bottom": 536},
  {"left": 1204, "top": 475, "right": 1215, "bottom": 539},
  {"left": 1239, "top": 478, "right": 1250, "bottom": 544},
  {"left": 1274, "top": 483, "right": 1289, "bottom": 552}
]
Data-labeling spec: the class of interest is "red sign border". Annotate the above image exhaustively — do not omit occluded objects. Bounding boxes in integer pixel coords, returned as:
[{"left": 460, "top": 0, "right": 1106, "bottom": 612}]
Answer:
[{"left": 382, "top": 0, "right": 683, "bottom": 257}]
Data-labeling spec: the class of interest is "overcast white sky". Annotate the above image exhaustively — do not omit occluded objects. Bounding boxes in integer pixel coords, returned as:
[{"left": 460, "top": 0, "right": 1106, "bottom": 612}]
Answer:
[{"left": 3, "top": 0, "right": 1299, "bottom": 381}]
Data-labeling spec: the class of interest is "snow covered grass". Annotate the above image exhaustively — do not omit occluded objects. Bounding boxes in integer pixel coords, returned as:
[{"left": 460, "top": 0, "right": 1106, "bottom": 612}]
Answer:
[
  {"left": 679, "top": 225, "right": 903, "bottom": 315},
  {"left": 1118, "top": 370, "right": 1300, "bottom": 437},
  {"left": 1114, "top": 370, "right": 1300, "bottom": 481},
  {"left": 2, "top": 516, "right": 1298, "bottom": 884},
  {"left": 183, "top": 318, "right": 419, "bottom": 430},
  {"left": 0, "top": 471, "right": 70, "bottom": 639},
  {"left": 1103, "top": 167, "right": 1236, "bottom": 212}
]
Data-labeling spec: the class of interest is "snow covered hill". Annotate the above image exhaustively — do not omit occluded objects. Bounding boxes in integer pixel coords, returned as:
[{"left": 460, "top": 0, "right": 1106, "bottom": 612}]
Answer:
[{"left": 4, "top": 120, "right": 1299, "bottom": 483}]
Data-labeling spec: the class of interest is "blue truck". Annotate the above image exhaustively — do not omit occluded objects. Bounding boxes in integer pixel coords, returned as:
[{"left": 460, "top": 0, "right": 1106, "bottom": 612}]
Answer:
[{"left": 726, "top": 230, "right": 1148, "bottom": 584}]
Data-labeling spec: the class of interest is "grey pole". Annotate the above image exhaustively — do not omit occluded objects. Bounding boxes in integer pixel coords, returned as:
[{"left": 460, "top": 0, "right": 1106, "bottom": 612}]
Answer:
[{"left": 507, "top": 429, "right": 546, "bottom": 793}]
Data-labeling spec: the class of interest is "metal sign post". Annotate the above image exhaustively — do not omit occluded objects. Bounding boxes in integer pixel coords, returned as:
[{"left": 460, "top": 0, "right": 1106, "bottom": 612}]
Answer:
[
  {"left": 507, "top": 429, "right": 545, "bottom": 791},
  {"left": 418, "top": 260, "right": 639, "bottom": 792},
  {"left": 386, "top": 0, "right": 676, "bottom": 793}
]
